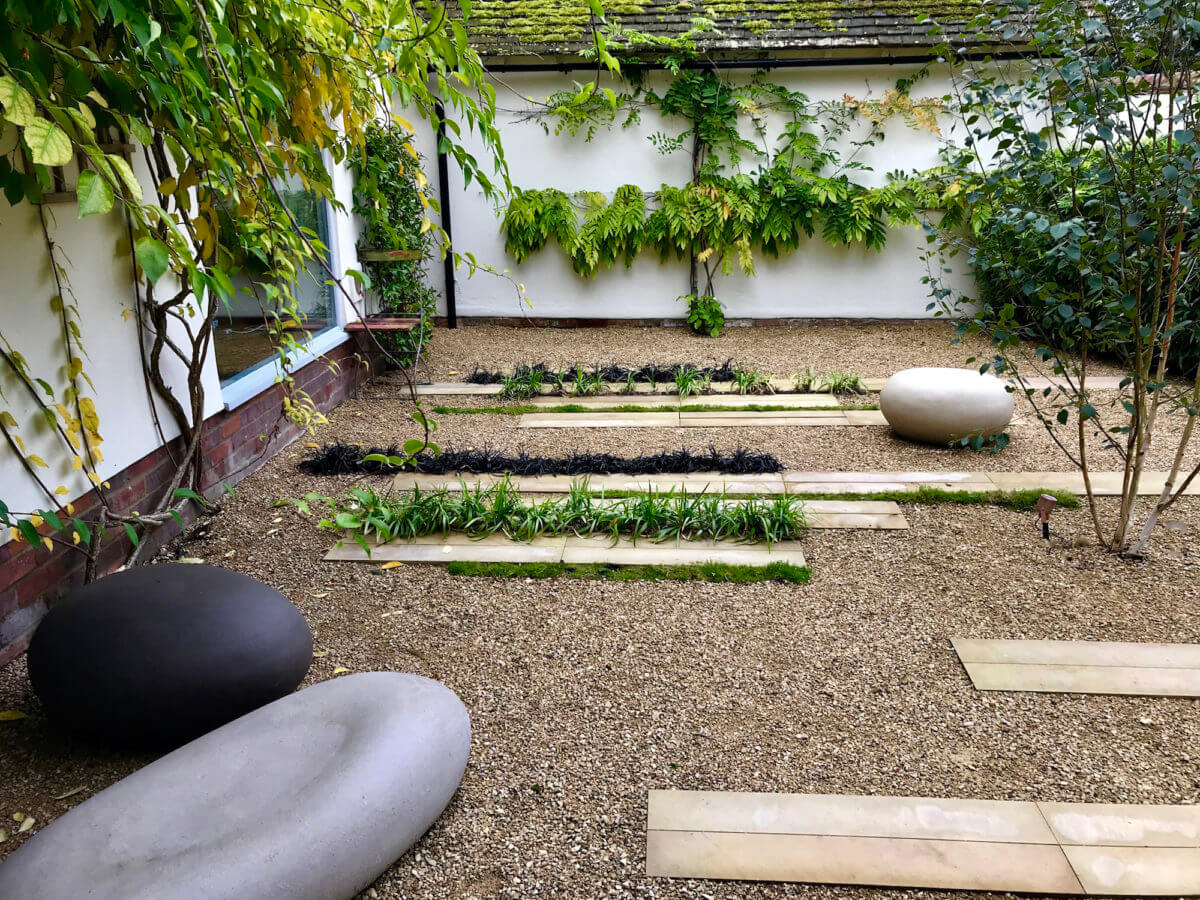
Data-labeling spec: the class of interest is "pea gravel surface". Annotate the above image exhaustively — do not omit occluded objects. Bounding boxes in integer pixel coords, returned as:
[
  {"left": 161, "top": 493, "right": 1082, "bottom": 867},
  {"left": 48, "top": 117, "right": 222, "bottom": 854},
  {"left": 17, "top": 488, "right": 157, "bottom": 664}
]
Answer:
[{"left": 3, "top": 323, "right": 1200, "bottom": 900}]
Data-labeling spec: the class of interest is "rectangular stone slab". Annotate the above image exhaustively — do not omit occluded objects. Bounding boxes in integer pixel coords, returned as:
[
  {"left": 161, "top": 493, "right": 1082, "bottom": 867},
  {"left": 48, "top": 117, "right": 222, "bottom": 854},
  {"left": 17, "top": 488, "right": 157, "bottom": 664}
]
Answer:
[
  {"left": 326, "top": 534, "right": 805, "bottom": 568},
  {"left": 324, "top": 533, "right": 567, "bottom": 564},
  {"left": 517, "top": 412, "right": 679, "bottom": 428},
  {"left": 953, "top": 639, "right": 1200, "bottom": 697},
  {"left": 959, "top": 662, "right": 1200, "bottom": 697},
  {"left": 558, "top": 536, "right": 807, "bottom": 567},
  {"left": 1062, "top": 846, "right": 1200, "bottom": 895},
  {"left": 414, "top": 382, "right": 502, "bottom": 395},
  {"left": 953, "top": 639, "right": 1200, "bottom": 670},
  {"left": 1038, "top": 802, "right": 1200, "bottom": 848},
  {"left": 646, "top": 792, "right": 1200, "bottom": 895},
  {"left": 526, "top": 394, "right": 843, "bottom": 409},
  {"left": 646, "top": 831, "right": 1085, "bottom": 893},
  {"left": 648, "top": 791, "right": 1058, "bottom": 843}
]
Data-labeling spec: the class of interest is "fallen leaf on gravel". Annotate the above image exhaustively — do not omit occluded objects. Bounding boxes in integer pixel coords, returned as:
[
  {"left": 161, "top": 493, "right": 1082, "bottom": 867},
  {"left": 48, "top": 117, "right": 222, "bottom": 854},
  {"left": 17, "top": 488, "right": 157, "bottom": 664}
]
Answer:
[
  {"left": 0, "top": 829, "right": 6, "bottom": 842},
  {"left": 311, "top": 592, "right": 328, "bottom": 599},
  {"left": 18, "top": 817, "right": 34, "bottom": 834},
  {"left": 223, "top": 550, "right": 235, "bottom": 559},
  {"left": 332, "top": 666, "right": 350, "bottom": 675},
  {"left": 380, "top": 561, "right": 404, "bottom": 570},
  {"left": 312, "top": 650, "right": 327, "bottom": 658},
  {"left": 178, "top": 557, "right": 204, "bottom": 564},
  {"left": 0, "top": 710, "right": 26, "bottom": 721},
  {"left": 305, "top": 442, "right": 320, "bottom": 448},
  {"left": 52, "top": 786, "right": 84, "bottom": 800}
]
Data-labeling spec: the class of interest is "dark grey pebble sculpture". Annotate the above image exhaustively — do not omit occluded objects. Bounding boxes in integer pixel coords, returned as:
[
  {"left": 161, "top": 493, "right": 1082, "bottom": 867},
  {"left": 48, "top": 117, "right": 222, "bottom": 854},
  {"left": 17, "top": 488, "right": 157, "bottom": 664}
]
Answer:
[
  {"left": 0, "top": 672, "right": 471, "bottom": 900},
  {"left": 27, "top": 563, "right": 312, "bottom": 748}
]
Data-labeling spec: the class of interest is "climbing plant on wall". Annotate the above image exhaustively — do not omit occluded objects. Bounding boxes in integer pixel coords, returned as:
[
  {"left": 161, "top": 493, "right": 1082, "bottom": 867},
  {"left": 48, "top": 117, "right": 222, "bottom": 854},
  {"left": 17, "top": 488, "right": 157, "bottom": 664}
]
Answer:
[
  {"left": 0, "top": 0, "right": 508, "bottom": 578},
  {"left": 352, "top": 124, "right": 439, "bottom": 366},
  {"left": 500, "top": 20, "right": 945, "bottom": 315}
]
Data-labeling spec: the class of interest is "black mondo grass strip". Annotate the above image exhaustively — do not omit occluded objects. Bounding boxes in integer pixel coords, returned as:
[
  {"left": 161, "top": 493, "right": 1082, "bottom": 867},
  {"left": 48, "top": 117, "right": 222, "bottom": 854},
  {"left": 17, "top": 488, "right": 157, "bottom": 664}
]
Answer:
[
  {"left": 298, "top": 444, "right": 784, "bottom": 477},
  {"left": 465, "top": 359, "right": 741, "bottom": 385}
]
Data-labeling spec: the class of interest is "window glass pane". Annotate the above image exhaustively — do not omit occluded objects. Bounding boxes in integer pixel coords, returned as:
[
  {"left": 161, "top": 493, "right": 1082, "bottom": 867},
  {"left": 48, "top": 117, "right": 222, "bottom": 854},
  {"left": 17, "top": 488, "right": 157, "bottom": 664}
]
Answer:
[{"left": 213, "top": 174, "right": 335, "bottom": 383}]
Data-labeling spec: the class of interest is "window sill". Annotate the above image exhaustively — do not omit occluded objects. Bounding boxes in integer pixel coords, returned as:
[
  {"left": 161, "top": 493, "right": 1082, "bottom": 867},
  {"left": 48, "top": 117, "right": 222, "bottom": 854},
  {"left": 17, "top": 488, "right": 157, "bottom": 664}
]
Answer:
[{"left": 219, "top": 327, "right": 349, "bottom": 411}]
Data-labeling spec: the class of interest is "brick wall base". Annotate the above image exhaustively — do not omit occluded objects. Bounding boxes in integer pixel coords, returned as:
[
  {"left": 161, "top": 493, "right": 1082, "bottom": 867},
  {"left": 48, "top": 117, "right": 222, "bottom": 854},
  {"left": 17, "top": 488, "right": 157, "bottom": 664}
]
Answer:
[{"left": 0, "top": 336, "right": 380, "bottom": 667}]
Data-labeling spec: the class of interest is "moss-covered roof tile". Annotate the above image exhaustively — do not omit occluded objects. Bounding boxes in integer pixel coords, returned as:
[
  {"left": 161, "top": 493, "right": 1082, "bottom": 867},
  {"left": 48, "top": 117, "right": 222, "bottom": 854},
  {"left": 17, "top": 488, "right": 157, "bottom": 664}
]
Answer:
[{"left": 463, "top": 0, "right": 996, "bottom": 58}]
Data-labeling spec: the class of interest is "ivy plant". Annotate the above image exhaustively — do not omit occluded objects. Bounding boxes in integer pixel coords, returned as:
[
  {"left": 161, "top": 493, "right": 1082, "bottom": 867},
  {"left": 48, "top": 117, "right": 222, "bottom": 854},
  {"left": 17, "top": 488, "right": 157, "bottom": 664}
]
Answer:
[{"left": 351, "top": 123, "right": 438, "bottom": 365}]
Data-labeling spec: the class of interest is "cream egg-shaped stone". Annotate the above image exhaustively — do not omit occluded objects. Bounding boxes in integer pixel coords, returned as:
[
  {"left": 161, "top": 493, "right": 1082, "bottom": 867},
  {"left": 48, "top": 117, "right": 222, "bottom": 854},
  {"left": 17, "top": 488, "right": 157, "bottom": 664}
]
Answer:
[{"left": 880, "top": 367, "right": 1014, "bottom": 445}]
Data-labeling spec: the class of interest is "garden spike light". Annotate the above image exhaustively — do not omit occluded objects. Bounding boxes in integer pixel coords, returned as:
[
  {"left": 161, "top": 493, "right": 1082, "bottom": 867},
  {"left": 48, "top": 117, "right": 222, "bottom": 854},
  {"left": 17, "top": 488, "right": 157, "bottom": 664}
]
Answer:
[{"left": 1036, "top": 493, "right": 1057, "bottom": 540}]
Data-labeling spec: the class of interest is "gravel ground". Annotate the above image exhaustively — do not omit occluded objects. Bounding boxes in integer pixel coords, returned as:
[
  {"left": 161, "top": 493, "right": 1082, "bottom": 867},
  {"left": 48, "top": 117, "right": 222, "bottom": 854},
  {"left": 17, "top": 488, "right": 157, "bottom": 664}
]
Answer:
[
  {"left": 412, "top": 322, "right": 1129, "bottom": 383},
  {"left": 3, "top": 323, "right": 1200, "bottom": 900}
]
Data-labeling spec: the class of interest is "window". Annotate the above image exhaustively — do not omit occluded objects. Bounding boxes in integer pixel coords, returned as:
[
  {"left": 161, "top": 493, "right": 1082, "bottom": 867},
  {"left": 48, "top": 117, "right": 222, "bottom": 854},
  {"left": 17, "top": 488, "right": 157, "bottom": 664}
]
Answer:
[{"left": 212, "top": 172, "right": 342, "bottom": 399}]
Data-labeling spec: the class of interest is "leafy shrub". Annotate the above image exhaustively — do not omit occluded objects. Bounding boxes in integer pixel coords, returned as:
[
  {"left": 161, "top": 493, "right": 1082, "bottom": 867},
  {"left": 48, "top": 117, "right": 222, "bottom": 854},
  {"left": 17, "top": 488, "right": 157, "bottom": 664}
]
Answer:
[
  {"left": 732, "top": 366, "right": 774, "bottom": 395},
  {"left": 304, "top": 479, "right": 808, "bottom": 546},
  {"left": 351, "top": 124, "right": 437, "bottom": 365},
  {"left": 684, "top": 293, "right": 725, "bottom": 337}
]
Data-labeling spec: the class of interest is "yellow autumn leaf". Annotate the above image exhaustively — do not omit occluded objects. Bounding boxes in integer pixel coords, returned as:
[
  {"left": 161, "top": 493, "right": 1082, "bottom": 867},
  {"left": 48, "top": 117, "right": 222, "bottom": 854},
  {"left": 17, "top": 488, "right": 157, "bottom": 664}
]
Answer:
[
  {"left": 73, "top": 455, "right": 84, "bottom": 471},
  {"left": 157, "top": 177, "right": 177, "bottom": 196},
  {"left": 28, "top": 514, "right": 43, "bottom": 527},
  {"left": 380, "top": 560, "right": 404, "bottom": 570},
  {"left": 0, "top": 411, "right": 16, "bottom": 428},
  {"left": 121, "top": 308, "right": 133, "bottom": 322},
  {"left": 41, "top": 537, "right": 52, "bottom": 551},
  {"left": 79, "top": 397, "right": 100, "bottom": 432},
  {"left": 65, "top": 502, "right": 74, "bottom": 514},
  {"left": 0, "top": 710, "right": 26, "bottom": 721},
  {"left": 27, "top": 454, "right": 47, "bottom": 468},
  {"left": 332, "top": 666, "right": 349, "bottom": 675},
  {"left": 72, "top": 531, "right": 80, "bottom": 545},
  {"left": 54, "top": 485, "right": 69, "bottom": 495},
  {"left": 86, "top": 472, "right": 100, "bottom": 485}
]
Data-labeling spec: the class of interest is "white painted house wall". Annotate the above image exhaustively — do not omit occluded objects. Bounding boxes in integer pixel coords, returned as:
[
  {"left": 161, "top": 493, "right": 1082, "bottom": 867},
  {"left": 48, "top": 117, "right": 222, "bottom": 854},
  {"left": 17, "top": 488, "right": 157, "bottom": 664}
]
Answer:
[
  {"left": 444, "top": 63, "right": 959, "bottom": 320},
  {"left": 0, "top": 141, "right": 367, "bottom": 525},
  {"left": 0, "top": 60, "right": 966, "bottom": 527}
]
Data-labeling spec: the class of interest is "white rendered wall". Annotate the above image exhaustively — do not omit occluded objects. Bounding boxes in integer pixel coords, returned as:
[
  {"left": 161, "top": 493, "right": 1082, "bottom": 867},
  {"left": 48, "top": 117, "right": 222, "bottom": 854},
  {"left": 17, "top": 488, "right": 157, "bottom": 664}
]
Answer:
[
  {"left": 0, "top": 143, "right": 367, "bottom": 526},
  {"left": 445, "top": 64, "right": 962, "bottom": 320}
]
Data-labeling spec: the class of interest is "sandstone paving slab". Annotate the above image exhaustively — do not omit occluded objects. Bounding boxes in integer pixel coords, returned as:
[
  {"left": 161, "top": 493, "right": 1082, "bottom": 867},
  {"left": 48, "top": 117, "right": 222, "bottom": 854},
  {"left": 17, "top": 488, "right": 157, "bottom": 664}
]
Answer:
[
  {"left": 646, "top": 831, "right": 1085, "bottom": 893},
  {"left": 953, "top": 638, "right": 1200, "bottom": 670},
  {"left": 1063, "top": 846, "right": 1200, "bottom": 895},
  {"left": 1039, "top": 802, "right": 1200, "bottom": 848},
  {"left": 677, "top": 413, "right": 850, "bottom": 428},
  {"left": 960, "top": 662, "right": 1200, "bottom": 697},
  {"left": 518, "top": 412, "right": 679, "bottom": 428},
  {"left": 646, "top": 791, "right": 1200, "bottom": 895},
  {"left": 648, "top": 791, "right": 1057, "bottom": 844},
  {"left": 558, "top": 536, "right": 807, "bottom": 568},
  {"left": 843, "top": 409, "right": 889, "bottom": 425},
  {"left": 326, "top": 534, "right": 806, "bottom": 567},
  {"left": 782, "top": 471, "right": 995, "bottom": 485},
  {"left": 414, "top": 382, "right": 501, "bottom": 395},
  {"left": 325, "top": 533, "right": 567, "bottom": 564}
]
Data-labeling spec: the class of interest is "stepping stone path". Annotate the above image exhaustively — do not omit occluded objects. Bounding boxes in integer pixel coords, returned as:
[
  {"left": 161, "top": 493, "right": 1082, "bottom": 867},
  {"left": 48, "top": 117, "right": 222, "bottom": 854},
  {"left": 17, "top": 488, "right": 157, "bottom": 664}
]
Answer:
[
  {"left": 325, "top": 532, "right": 809, "bottom": 567},
  {"left": 392, "top": 470, "right": 1200, "bottom": 497},
  {"left": 0, "top": 673, "right": 470, "bottom": 900},
  {"left": 517, "top": 409, "right": 887, "bottom": 429},
  {"left": 953, "top": 638, "right": 1200, "bottom": 697},
  {"left": 646, "top": 790, "right": 1200, "bottom": 895}
]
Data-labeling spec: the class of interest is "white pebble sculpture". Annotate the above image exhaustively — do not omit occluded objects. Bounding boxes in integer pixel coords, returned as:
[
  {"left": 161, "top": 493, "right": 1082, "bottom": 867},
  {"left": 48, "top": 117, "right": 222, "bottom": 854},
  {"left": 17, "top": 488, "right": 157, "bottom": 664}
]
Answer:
[{"left": 880, "top": 367, "right": 1014, "bottom": 446}]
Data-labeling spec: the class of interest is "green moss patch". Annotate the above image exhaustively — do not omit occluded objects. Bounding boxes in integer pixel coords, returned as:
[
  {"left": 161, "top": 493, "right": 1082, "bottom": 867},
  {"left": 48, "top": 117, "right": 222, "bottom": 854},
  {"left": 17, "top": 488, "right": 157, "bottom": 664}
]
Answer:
[{"left": 446, "top": 559, "right": 811, "bottom": 583}]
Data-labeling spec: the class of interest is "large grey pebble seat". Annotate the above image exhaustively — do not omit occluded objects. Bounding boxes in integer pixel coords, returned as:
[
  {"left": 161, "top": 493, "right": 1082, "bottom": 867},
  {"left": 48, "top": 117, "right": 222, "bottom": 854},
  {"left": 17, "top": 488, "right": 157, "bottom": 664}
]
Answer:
[
  {"left": 28, "top": 563, "right": 312, "bottom": 748},
  {"left": 880, "top": 366, "right": 1014, "bottom": 445},
  {"left": 0, "top": 672, "right": 471, "bottom": 900}
]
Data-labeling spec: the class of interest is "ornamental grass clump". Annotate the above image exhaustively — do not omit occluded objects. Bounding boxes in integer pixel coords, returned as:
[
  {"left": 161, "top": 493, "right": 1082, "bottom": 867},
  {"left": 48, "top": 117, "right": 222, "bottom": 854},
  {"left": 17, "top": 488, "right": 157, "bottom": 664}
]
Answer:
[{"left": 304, "top": 479, "right": 807, "bottom": 546}]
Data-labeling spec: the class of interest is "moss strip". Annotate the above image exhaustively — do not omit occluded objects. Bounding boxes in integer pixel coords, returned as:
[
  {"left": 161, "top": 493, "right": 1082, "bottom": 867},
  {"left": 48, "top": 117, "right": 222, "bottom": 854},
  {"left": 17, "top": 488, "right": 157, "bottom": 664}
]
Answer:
[{"left": 445, "top": 560, "right": 811, "bottom": 583}]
